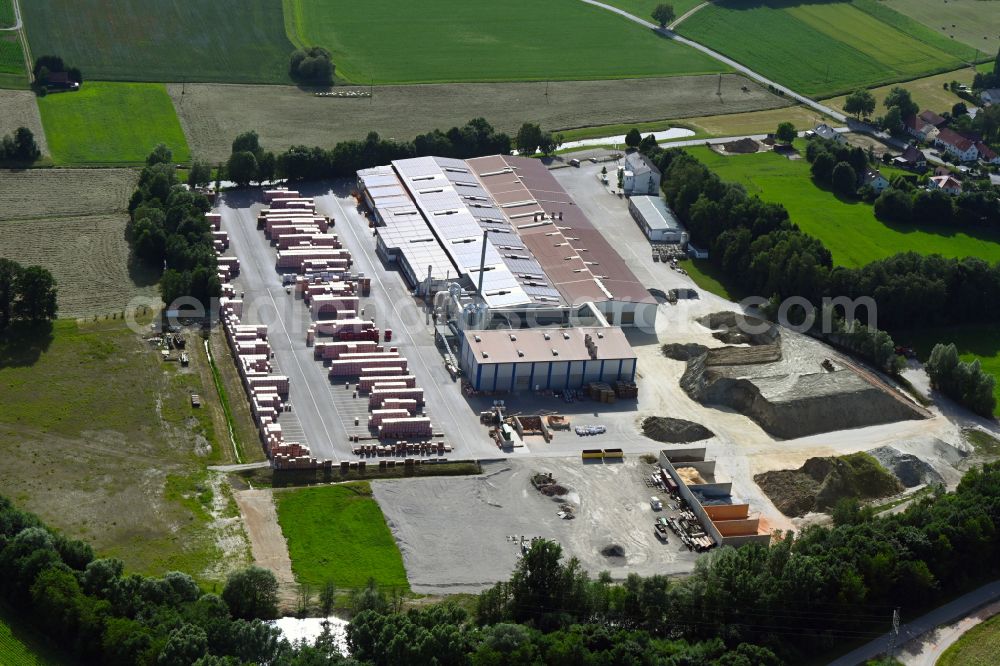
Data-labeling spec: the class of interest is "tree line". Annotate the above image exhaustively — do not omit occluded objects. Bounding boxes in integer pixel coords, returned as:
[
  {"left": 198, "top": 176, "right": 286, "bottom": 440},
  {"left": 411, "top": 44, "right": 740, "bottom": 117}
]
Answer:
[
  {"left": 646, "top": 145, "right": 1000, "bottom": 332},
  {"left": 926, "top": 343, "right": 997, "bottom": 416},
  {"left": 127, "top": 145, "right": 221, "bottom": 309},
  {"left": 222, "top": 118, "right": 513, "bottom": 186},
  {"left": 8, "top": 457, "right": 1000, "bottom": 664},
  {"left": 0, "top": 258, "right": 57, "bottom": 331},
  {"left": 0, "top": 495, "right": 358, "bottom": 664}
]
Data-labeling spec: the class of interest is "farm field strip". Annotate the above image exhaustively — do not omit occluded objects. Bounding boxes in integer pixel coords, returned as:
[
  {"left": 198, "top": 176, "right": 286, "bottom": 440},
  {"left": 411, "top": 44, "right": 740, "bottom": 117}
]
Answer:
[
  {"left": 37, "top": 82, "right": 189, "bottom": 165},
  {"left": 283, "top": 0, "right": 726, "bottom": 84},
  {"left": 0, "top": 89, "right": 45, "bottom": 151},
  {"left": 685, "top": 146, "right": 1000, "bottom": 268},
  {"left": 0, "top": 0, "right": 14, "bottom": 28},
  {"left": 20, "top": 0, "right": 293, "bottom": 84},
  {"left": 275, "top": 483, "right": 409, "bottom": 590},
  {"left": 678, "top": 1, "right": 976, "bottom": 97},
  {"left": 170, "top": 74, "right": 787, "bottom": 162}
]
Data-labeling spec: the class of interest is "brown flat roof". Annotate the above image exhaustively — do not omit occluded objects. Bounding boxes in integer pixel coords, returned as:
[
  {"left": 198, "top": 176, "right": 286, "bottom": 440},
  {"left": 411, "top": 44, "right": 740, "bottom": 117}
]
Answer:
[
  {"left": 464, "top": 326, "right": 636, "bottom": 365},
  {"left": 467, "top": 155, "right": 652, "bottom": 306}
]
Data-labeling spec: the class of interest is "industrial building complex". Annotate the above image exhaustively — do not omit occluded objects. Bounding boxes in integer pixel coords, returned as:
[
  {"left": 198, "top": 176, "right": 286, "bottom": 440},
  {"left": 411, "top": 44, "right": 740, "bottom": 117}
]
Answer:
[{"left": 358, "top": 155, "right": 657, "bottom": 333}]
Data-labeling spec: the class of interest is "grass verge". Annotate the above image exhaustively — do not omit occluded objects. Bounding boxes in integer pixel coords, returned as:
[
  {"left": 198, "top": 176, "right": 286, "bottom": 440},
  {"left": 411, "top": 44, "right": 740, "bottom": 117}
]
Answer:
[
  {"left": 234, "top": 461, "right": 483, "bottom": 490},
  {"left": 678, "top": 257, "right": 745, "bottom": 301},
  {"left": 275, "top": 482, "right": 409, "bottom": 590}
]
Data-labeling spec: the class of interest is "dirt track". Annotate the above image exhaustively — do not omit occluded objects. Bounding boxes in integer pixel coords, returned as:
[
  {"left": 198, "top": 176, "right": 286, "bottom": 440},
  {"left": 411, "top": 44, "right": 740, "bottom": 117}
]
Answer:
[
  {"left": 234, "top": 489, "right": 297, "bottom": 608},
  {"left": 169, "top": 75, "right": 789, "bottom": 162}
]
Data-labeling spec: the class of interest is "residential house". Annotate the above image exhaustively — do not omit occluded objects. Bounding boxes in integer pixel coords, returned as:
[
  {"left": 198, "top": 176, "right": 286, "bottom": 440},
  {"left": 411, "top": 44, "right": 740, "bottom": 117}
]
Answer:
[
  {"left": 904, "top": 115, "right": 938, "bottom": 142},
  {"left": 975, "top": 141, "right": 1000, "bottom": 165},
  {"left": 934, "top": 128, "right": 979, "bottom": 162},
  {"left": 918, "top": 110, "right": 947, "bottom": 127},
  {"left": 812, "top": 123, "right": 846, "bottom": 144},
  {"left": 862, "top": 169, "right": 890, "bottom": 193},
  {"left": 928, "top": 175, "right": 963, "bottom": 195},
  {"left": 622, "top": 152, "right": 661, "bottom": 196},
  {"left": 981, "top": 89, "right": 1000, "bottom": 106},
  {"left": 893, "top": 144, "right": 927, "bottom": 170}
]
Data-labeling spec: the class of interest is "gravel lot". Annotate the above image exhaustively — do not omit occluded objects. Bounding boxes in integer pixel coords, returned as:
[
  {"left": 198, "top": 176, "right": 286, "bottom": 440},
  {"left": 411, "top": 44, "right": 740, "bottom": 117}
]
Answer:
[
  {"left": 372, "top": 458, "right": 700, "bottom": 594},
  {"left": 0, "top": 89, "right": 48, "bottom": 156},
  {"left": 169, "top": 75, "right": 789, "bottom": 162}
]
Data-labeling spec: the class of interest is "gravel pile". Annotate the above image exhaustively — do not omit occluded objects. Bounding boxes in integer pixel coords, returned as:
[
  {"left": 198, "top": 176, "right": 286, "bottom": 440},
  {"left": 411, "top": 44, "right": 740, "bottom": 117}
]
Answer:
[{"left": 867, "top": 446, "right": 944, "bottom": 488}]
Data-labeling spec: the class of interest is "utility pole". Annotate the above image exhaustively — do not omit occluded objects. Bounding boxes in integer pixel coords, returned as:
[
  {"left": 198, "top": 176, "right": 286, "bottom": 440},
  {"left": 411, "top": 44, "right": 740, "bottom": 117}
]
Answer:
[{"left": 887, "top": 608, "right": 900, "bottom": 661}]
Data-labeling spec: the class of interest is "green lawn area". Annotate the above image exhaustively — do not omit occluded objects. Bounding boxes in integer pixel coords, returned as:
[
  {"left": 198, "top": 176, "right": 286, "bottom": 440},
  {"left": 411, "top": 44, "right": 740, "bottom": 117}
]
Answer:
[
  {"left": 679, "top": 257, "right": 744, "bottom": 301},
  {"left": 883, "top": 0, "right": 1000, "bottom": 55},
  {"left": 37, "top": 82, "right": 190, "bottom": 165},
  {"left": 685, "top": 146, "right": 1000, "bottom": 268},
  {"left": 283, "top": 0, "right": 726, "bottom": 84},
  {"left": 896, "top": 324, "right": 1000, "bottom": 417},
  {"left": 678, "top": 0, "right": 978, "bottom": 97},
  {"left": 0, "top": 603, "right": 68, "bottom": 665},
  {"left": 938, "top": 612, "right": 1000, "bottom": 665},
  {"left": 0, "top": 34, "right": 26, "bottom": 88},
  {"left": 21, "top": 0, "right": 293, "bottom": 84},
  {"left": 275, "top": 482, "right": 409, "bottom": 590}
]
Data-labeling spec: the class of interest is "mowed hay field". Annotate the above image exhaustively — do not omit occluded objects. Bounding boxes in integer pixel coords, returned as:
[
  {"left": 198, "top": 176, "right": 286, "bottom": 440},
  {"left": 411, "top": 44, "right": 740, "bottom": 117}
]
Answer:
[
  {"left": 0, "top": 169, "right": 161, "bottom": 317},
  {"left": 170, "top": 74, "right": 787, "bottom": 162},
  {"left": 37, "top": 82, "right": 189, "bottom": 165},
  {"left": 678, "top": 0, "right": 978, "bottom": 97},
  {"left": 21, "top": 0, "right": 292, "bottom": 84},
  {"left": 0, "top": 34, "right": 26, "bottom": 89},
  {"left": 884, "top": 0, "right": 1000, "bottom": 54},
  {"left": 686, "top": 145, "right": 1000, "bottom": 268},
  {"left": 0, "top": 318, "right": 250, "bottom": 583},
  {"left": 0, "top": 90, "right": 48, "bottom": 153},
  {"left": 275, "top": 482, "right": 409, "bottom": 590},
  {"left": 283, "top": 0, "right": 725, "bottom": 84}
]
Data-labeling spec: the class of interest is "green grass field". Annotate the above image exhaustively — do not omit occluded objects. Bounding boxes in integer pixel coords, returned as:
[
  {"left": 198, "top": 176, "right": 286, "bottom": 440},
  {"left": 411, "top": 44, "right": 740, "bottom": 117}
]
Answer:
[
  {"left": 283, "top": 0, "right": 726, "bottom": 84},
  {"left": 0, "top": 34, "right": 26, "bottom": 88},
  {"left": 36, "top": 82, "right": 190, "bottom": 165},
  {"left": 686, "top": 146, "right": 1000, "bottom": 268},
  {"left": 21, "top": 0, "right": 293, "bottom": 84},
  {"left": 884, "top": 0, "right": 1000, "bottom": 54},
  {"left": 897, "top": 324, "right": 1000, "bottom": 417},
  {"left": 678, "top": 0, "right": 978, "bottom": 97},
  {"left": 275, "top": 482, "right": 409, "bottom": 590},
  {"left": 0, "top": 0, "right": 15, "bottom": 28},
  {"left": 0, "top": 604, "right": 66, "bottom": 665},
  {"left": 938, "top": 611, "right": 1000, "bottom": 665}
]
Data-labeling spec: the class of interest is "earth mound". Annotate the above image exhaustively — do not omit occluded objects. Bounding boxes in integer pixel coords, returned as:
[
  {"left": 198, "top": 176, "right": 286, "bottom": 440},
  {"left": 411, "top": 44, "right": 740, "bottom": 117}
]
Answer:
[
  {"left": 641, "top": 416, "right": 714, "bottom": 443},
  {"left": 754, "top": 452, "right": 903, "bottom": 517}
]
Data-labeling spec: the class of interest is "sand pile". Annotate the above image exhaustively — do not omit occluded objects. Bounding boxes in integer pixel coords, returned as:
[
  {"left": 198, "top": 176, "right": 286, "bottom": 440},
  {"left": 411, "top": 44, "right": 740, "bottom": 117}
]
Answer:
[
  {"left": 867, "top": 446, "right": 944, "bottom": 488},
  {"left": 676, "top": 467, "right": 707, "bottom": 485}
]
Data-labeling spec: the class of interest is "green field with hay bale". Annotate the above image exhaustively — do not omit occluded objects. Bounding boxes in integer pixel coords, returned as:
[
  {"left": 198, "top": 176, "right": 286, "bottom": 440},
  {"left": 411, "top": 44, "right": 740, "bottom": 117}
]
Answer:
[
  {"left": 883, "top": 0, "right": 1000, "bottom": 55},
  {"left": 275, "top": 482, "right": 409, "bottom": 590},
  {"left": 283, "top": 0, "right": 727, "bottom": 84},
  {"left": 36, "top": 82, "right": 190, "bottom": 165},
  {"left": 678, "top": 0, "right": 978, "bottom": 97},
  {"left": 21, "top": 0, "right": 293, "bottom": 84}
]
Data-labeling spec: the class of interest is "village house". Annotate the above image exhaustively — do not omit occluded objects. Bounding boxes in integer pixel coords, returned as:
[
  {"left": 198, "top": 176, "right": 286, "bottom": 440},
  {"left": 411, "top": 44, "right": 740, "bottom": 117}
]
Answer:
[
  {"left": 862, "top": 169, "right": 890, "bottom": 193},
  {"left": 934, "top": 128, "right": 979, "bottom": 162},
  {"left": 928, "top": 175, "right": 963, "bottom": 195}
]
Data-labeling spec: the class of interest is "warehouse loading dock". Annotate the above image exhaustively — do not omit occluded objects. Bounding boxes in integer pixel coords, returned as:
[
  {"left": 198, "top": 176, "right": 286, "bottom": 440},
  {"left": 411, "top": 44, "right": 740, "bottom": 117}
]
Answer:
[{"left": 658, "top": 448, "right": 772, "bottom": 547}]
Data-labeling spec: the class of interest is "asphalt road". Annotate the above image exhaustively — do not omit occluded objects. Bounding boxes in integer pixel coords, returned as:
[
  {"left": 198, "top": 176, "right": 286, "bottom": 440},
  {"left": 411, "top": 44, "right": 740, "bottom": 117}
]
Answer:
[
  {"left": 218, "top": 184, "right": 494, "bottom": 462},
  {"left": 828, "top": 579, "right": 1000, "bottom": 665},
  {"left": 580, "top": 0, "right": 847, "bottom": 123}
]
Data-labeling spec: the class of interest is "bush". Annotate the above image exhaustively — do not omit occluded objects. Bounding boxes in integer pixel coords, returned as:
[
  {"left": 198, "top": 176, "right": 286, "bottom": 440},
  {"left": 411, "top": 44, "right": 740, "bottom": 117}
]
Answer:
[
  {"left": 289, "top": 47, "right": 335, "bottom": 85},
  {"left": 0, "top": 127, "right": 41, "bottom": 163},
  {"left": 221, "top": 567, "right": 279, "bottom": 620}
]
